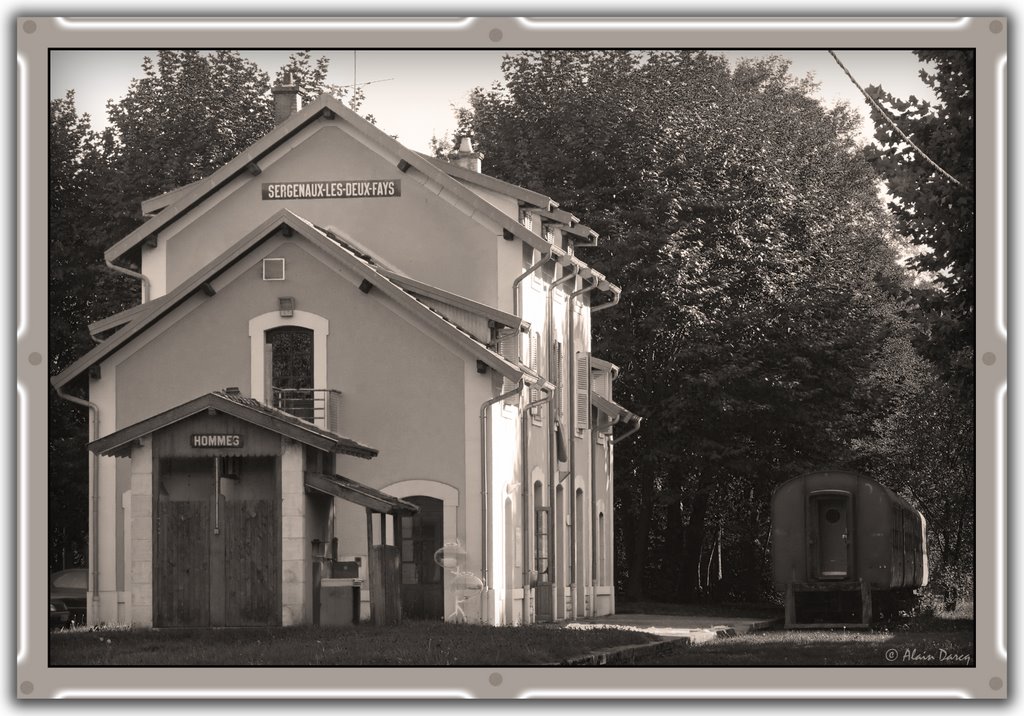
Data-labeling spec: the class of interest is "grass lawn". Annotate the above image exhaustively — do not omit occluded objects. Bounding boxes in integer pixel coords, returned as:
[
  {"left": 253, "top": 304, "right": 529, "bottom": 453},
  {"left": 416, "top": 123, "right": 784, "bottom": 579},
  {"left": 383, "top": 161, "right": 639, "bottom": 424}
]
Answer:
[
  {"left": 49, "top": 620, "right": 661, "bottom": 666},
  {"left": 635, "top": 605, "right": 976, "bottom": 667}
]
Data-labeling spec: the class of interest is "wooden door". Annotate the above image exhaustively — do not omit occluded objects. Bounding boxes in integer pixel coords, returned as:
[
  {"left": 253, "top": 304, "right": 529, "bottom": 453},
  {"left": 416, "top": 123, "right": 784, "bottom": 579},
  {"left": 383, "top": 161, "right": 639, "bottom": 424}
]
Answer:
[
  {"left": 399, "top": 497, "right": 444, "bottom": 620},
  {"left": 155, "top": 488, "right": 212, "bottom": 627},
  {"left": 155, "top": 456, "right": 280, "bottom": 627}
]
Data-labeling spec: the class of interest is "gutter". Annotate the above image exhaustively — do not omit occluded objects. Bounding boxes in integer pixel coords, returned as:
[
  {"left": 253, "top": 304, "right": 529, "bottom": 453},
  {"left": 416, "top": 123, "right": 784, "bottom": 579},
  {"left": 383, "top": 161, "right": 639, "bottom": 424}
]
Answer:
[
  {"left": 612, "top": 415, "right": 644, "bottom": 444},
  {"left": 105, "top": 257, "right": 151, "bottom": 304},
  {"left": 590, "top": 282, "right": 621, "bottom": 314},
  {"left": 53, "top": 386, "right": 100, "bottom": 612}
]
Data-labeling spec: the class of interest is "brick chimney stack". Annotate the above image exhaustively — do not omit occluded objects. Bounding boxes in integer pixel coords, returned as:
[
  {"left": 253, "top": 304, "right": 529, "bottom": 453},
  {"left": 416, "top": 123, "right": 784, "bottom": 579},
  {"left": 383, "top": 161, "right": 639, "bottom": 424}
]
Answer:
[
  {"left": 272, "top": 72, "right": 301, "bottom": 125},
  {"left": 453, "top": 133, "right": 484, "bottom": 173}
]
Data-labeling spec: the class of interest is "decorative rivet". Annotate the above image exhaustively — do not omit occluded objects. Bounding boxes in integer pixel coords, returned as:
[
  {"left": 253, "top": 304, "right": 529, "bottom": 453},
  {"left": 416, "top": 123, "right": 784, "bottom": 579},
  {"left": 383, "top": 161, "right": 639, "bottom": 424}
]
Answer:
[
  {"left": 489, "top": 672, "right": 503, "bottom": 686},
  {"left": 990, "top": 676, "right": 1004, "bottom": 691},
  {"left": 989, "top": 20, "right": 1004, "bottom": 34},
  {"left": 982, "top": 352, "right": 997, "bottom": 366},
  {"left": 489, "top": 28, "right": 503, "bottom": 42},
  {"left": 28, "top": 352, "right": 42, "bottom": 366},
  {"left": 20, "top": 681, "right": 34, "bottom": 695},
  {"left": 23, "top": 20, "right": 37, "bottom": 34}
]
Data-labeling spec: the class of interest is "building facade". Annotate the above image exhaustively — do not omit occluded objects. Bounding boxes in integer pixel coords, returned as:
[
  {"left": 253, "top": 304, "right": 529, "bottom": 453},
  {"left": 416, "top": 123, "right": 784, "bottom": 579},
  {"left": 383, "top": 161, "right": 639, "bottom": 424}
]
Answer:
[{"left": 53, "top": 81, "right": 640, "bottom": 628}]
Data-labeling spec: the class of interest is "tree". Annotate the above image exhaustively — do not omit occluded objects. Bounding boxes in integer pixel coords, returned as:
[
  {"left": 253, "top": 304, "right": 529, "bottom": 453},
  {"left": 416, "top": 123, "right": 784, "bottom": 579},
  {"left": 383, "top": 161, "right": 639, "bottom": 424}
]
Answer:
[
  {"left": 862, "top": 50, "right": 976, "bottom": 606},
  {"left": 864, "top": 50, "right": 976, "bottom": 396},
  {"left": 461, "top": 51, "right": 916, "bottom": 601}
]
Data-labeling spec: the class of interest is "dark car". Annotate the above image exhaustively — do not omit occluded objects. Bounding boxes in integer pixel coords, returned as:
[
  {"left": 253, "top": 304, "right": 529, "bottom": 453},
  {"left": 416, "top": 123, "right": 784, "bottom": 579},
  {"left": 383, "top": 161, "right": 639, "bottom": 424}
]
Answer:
[
  {"left": 49, "top": 599, "right": 70, "bottom": 629},
  {"left": 49, "top": 568, "right": 87, "bottom": 626}
]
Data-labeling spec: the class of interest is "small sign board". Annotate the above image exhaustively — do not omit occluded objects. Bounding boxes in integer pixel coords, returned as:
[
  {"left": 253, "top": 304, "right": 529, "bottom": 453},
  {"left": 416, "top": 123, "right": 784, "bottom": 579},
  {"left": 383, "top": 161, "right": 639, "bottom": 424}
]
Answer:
[
  {"left": 191, "top": 434, "right": 244, "bottom": 448},
  {"left": 262, "top": 180, "right": 401, "bottom": 200}
]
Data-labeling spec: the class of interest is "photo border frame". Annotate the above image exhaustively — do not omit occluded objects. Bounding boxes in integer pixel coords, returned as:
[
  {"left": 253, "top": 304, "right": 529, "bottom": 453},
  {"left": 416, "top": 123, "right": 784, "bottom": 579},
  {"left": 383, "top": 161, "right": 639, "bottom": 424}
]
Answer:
[{"left": 15, "top": 15, "right": 1007, "bottom": 700}]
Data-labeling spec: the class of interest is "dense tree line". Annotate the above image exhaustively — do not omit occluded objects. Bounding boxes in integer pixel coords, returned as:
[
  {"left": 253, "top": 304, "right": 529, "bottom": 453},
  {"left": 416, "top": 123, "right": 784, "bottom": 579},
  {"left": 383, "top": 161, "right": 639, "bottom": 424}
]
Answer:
[
  {"left": 49, "top": 50, "right": 974, "bottom": 609},
  {"left": 455, "top": 50, "right": 974, "bottom": 605}
]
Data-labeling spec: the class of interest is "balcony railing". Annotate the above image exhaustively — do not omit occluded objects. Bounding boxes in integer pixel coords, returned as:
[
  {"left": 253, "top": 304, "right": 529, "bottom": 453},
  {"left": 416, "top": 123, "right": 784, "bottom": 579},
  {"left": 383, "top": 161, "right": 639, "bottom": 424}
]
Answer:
[{"left": 271, "top": 387, "right": 342, "bottom": 432}]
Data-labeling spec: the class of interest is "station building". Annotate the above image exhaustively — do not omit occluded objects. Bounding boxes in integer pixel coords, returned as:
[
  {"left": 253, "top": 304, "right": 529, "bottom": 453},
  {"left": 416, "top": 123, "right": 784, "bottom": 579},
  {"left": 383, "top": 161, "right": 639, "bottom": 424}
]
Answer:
[{"left": 52, "top": 78, "right": 640, "bottom": 628}]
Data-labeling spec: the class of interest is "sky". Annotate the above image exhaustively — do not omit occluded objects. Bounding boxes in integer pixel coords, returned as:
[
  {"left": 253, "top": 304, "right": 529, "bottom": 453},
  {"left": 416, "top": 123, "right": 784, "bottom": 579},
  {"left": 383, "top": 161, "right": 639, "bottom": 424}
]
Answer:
[{"left": 49, "top": 49, "right": 937, "bottom": 154}]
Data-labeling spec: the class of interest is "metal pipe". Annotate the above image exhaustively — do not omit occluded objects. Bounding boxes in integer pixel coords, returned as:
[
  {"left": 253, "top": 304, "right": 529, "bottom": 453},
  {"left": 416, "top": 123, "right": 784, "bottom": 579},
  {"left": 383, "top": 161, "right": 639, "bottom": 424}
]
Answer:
[
  {"left": 590, "top": 286, "right": 621, "bottom": 314},
  {"left": 612, "top": 415, "right": 644, "bottom": 444},
  {"left": 480, "top": 379, "right": 526, "bottom": 621},
  {"left": 546, "top": 265, "right": 578, "bottom": 615},
  {"left": 513, "top": 249, "right": 552, "bottom": 317},
  {"left": 105, "top": 257, "right": 151, "bottom": 304},
  {"left": 520, "top": 381, "right": 553, "bottom": 625},
  {"left": 54, "top": 386, "right": 100, "bottom": 612},
  {"left": 566, "top": 275, "right": 599, "bottom": 614}
]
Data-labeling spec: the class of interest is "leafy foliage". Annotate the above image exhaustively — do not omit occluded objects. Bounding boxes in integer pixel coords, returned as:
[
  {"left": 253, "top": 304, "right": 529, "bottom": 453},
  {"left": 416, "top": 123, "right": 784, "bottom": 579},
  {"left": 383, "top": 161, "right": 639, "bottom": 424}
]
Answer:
[{"left": 461, "top": 50, "right": 959, "bottom": 601}]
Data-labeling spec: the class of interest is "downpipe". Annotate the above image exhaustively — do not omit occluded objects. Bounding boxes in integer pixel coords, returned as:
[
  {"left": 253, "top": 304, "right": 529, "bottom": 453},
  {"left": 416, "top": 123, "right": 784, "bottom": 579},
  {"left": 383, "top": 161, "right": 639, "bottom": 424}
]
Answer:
[
  {"left": 547, "top": 264, "right": 578, "bottom": 615},
  {"left": 480, "top": 379, "right": 526, "bottom": 622},
  {"left": 520, "top": 380, "right": 554, "bottom": 625},
  {"left": 54, "top": 387, "right": 100, "bottom": 617},
  {"left": 591, "top": 414, "right": 620, "bottom": 590},
  {"left": 612, "top": 416, "right": 644, "bottom": 445},
  {"left": 105, "top": 258, "right": 151, "bottom": 304},
  {"left": 567, "top": 273, "right": 598, "bottom": 616}
]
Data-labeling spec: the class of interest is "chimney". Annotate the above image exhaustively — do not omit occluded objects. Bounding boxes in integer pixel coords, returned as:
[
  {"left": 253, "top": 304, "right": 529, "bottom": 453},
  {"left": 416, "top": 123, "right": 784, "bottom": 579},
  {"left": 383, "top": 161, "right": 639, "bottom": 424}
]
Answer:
[
  {"left": 272, "top": 72, "right": 301, "bottom": 125},
  {"left": 453, "top": 133, "right": 484, "bottom": 173}
]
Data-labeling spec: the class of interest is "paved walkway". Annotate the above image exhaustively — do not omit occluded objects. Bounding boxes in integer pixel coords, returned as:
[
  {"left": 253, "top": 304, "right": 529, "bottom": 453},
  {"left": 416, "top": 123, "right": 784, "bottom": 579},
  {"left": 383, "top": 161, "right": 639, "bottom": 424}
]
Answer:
[{"left": 564, "top": 612, "right": 781, "bottom": 643}]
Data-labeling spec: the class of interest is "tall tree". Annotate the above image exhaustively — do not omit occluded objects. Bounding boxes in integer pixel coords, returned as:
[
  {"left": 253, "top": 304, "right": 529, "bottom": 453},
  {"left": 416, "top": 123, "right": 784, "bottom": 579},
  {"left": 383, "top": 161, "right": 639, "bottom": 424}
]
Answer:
[
  {"left": 862, "top": 50, "right": 976, "bottom": 606},
  {"left": 462, "top": 51, "right": 914, "bottom": 601},
  {"left": 864, "top": 50, "right": 976, "bottom": 395}
]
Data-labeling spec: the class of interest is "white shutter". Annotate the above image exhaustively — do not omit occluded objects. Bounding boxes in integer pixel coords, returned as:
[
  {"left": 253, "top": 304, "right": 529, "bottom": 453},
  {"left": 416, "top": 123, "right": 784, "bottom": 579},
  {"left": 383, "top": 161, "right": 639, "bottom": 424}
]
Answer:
[
  {"left": 574, "top": 352, "right": 590, "bottom": 434},
  {"left": 556, "top": 341, "right": 566, "bottom": 422},
  {"left": 499, "top": 330, "right": 519, "bottom": 400},
  {"left": 530, "top": 332, "right": 543, "bottom": 424}
]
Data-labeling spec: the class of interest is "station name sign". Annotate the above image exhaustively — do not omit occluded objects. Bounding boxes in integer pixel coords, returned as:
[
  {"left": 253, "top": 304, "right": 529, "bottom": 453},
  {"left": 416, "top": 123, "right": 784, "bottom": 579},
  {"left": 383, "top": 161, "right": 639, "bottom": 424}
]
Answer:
[
  {"left": 262, "top": 180, "right": 401, "bottom": 200},
  {"left": 191, "top": 434, "right": 244, "bottom": 448}
]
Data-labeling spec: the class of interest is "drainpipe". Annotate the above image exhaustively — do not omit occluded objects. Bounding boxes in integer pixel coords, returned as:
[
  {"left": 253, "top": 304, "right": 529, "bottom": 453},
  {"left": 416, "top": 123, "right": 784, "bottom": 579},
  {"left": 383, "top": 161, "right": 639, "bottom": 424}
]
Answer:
[
  {"left": 520, "top": 378, "right": 554, "bottom": 625},
  {"left": 480, "top": 378, "right": 526, "bottom": 622},
  {"left": 547, "top": 264, "right": 577, "bottom": 614},
  {"left": 105, "top": 258, "right": 151, "bottom": 304},
  {"left": 513, "top": 249, "right": 552, "bottom": 317},
  {"left": 590, "top": 283, "right": 620, "bottom": 315},
  {"left": 612, "top": 415, "right": 644, "bottom": 445},
  {"left": 590, "top": 414, "right": 618, "bottom": 591},
  {"left": 54, "top": 386, "right": 100, "bottom": 608},
  {"left": 567, "top": 271, "right": 599, "bottom": 615}
]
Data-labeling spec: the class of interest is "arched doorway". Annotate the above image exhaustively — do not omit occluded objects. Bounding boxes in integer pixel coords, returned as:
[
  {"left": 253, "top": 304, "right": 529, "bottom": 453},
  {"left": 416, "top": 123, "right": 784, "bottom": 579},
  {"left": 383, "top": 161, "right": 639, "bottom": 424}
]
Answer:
[{"left": 398, "top": 496, "right": 445, "bottom": 620}]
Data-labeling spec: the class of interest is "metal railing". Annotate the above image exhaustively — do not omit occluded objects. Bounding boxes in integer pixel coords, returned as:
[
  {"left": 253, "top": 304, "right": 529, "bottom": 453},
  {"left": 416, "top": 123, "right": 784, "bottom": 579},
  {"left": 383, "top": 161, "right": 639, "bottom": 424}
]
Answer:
[{"left": 271, "top": 388, "right": 342, "bottom": 432}]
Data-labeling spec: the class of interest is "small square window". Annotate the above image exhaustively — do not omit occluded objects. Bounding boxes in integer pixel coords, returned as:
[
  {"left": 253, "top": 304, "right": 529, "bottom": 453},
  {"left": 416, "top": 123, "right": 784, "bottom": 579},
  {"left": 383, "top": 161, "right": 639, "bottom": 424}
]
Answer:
[{"left": 263, "top": 258, "right": 286, "bottom": 280}]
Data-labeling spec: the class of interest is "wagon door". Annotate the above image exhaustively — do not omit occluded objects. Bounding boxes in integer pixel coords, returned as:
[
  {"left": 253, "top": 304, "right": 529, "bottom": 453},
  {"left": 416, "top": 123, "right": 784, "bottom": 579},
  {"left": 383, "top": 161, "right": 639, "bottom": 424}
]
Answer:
[{"left": 810, "top": 492, "right": 851, "bottom": 580}]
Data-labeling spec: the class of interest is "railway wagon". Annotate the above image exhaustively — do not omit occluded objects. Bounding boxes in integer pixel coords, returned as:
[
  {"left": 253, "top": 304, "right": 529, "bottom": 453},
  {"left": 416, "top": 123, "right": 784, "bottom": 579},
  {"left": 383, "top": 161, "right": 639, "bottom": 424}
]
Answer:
[{"left": 771, "top": 470, "right": 928, "bottom": 627}]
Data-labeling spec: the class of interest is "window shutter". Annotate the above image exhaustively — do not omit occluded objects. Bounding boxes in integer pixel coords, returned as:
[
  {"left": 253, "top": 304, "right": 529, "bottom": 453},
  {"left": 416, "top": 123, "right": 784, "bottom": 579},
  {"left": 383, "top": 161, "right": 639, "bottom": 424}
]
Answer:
[
  {"left": 499, "top": 330, "right": 519, "bottom": 399},
  {"left": 530, "top": 332, "right": 542, "bottom": 424},
  {"left": 574, "top": 352, "right": 590, "bottom": 434},
  {"left": 556, "top": 341, "right": 566, "bottom": 422}
]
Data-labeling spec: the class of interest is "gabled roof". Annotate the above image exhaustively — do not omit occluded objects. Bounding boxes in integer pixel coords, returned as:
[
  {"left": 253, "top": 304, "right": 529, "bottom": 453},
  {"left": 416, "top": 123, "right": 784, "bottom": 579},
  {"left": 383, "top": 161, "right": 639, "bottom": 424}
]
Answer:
[
  {"left": 53, "top": 209, "right": 525, "bottom": 391},
  {"left": 88, "top": 390, "right": 378, "bottom": 459},
  {"left": 88, "top": 295, "right": 169, "bottom": 339},
  {"left": 416, "top": 152, "right": 555, "bottom": 210},
  {"left": 377, "top": 269, "right": 523, "bottom": 331},
  {"left": 106, "top": 93, "right": 564, "bottom": 265}
]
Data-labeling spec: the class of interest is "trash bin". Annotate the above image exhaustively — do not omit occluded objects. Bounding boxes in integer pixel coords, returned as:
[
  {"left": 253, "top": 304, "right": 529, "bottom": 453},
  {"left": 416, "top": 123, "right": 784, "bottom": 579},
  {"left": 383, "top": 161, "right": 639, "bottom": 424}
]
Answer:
[{"left": 319, "top": 578, "right": 362, "bottom": 626}]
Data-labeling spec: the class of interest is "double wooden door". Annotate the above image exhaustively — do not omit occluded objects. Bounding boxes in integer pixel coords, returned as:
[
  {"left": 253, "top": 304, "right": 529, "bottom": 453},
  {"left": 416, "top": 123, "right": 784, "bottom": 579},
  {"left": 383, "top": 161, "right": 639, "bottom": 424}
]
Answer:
[{"left": 154, "top": 457, "right": 280, "bottom": 627}]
